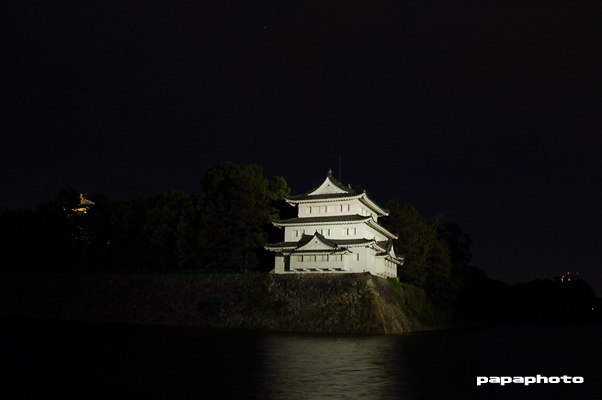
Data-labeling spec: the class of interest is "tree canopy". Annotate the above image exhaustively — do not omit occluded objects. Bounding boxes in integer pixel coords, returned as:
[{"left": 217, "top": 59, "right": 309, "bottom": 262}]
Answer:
[
  {"left": 195, "top": 161, "right": 290, "bottom": 270},
  {"left": 383, "top": 199, "right": 442, "bottom": 288}
]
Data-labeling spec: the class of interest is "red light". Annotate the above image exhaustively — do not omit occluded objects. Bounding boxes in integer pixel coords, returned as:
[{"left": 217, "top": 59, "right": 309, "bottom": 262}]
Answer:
[
  {"left": 567, "top": 272, "right": 570, "bottom": 274},
  {"left": 562, "top": 275, "right": 564, "bottom": 279},
  {"left": 264, "top": 26, "right": 266, "bottom": 29}
]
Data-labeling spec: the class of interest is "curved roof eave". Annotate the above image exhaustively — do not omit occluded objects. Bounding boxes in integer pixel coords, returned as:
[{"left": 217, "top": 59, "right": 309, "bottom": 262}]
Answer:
[
  {"left": 283, "top": 248, "right": 350, "bottom": 255},
  {"left": 358, "top": 193, "right": 389, "bottom": 216},
  {"left": 272, "top": 215, "right": 372, "bottom": 226},
  {"left": 375, "top": 254, "right": 404, "bottom": 265},
  {"left": 285, "top": 192, "right": 363, "bottom": 204},
  {"left": 367, "top": 219, "right": 398, "bottom": 240}
]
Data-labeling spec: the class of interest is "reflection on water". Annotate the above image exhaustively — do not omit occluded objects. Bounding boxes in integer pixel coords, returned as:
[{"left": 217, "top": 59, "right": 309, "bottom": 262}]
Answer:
[
  {"left": 3, "top": 319, "right": 602, "bottom": 399},
  {"left": 257, "top": 334, "right": 410, "bottom": 399}
]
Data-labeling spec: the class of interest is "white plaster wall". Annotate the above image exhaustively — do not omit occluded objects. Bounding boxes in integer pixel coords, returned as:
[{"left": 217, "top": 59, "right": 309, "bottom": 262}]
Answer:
[
  {"left": 296, "top": 196, "right": 384, "bottom": 220},
  {"left": 374, "top": 257, "right": 384, "bottom": 277},
  {"left": 346, "top": 247, "right": 363, "bottom": 273},
  {"left": 299, "top": 200, "right": 365, "bottom": 218},
  {"left": 373, "top": 257, "right": 398, "bottom": 278},
  {"left": 355, "top": 225, "right": 374, "bottom": 240},
  {"left": 290, "top": 254, "right": 345, "bottom": 271},
  {"left": 274, "top": 254, "right": 285, "bottom": 273},
  {"left": 285, "top": 224, "right": 379, "bottom": 241},
  {"left": 285, "top": 226, "right": 307, "bottom": 241},
  {"left": 351, "top": 224, "right": 389, "bottom": 242}
]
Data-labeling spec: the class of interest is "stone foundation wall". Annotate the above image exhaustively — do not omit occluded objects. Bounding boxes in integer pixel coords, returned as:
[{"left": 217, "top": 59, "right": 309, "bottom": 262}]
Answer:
[{"left": 0, "top": 272, "right": 428, "bottom": 334}]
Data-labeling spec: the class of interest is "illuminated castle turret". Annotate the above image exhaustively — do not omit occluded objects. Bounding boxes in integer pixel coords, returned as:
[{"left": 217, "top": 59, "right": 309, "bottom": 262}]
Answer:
[{"left": 264, "top": 170, "right": 403, "bottom": 278}]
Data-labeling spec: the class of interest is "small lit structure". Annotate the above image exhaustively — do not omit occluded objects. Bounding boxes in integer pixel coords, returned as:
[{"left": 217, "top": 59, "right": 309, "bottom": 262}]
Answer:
[
  {"left": 265, "top": 170, "right": 403, "bottom": 278},
  {"left": 74, "top": 193, "right": 95, "bottom": 215}
]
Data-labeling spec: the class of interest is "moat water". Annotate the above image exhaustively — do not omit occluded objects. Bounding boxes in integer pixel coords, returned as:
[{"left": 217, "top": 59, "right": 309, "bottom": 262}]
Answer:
[{"left": 4, "top": 319, "right": 601, "bottom": 399}]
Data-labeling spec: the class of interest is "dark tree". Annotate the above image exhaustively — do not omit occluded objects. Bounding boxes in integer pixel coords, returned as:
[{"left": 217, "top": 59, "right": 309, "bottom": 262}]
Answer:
[
  {"left": 143, "top": 190, "right": 196, "bottom": 270},
  {"left": 438, "top": 223, "right": 473, "bottom": 269},
  {"left": 383, "top": 199, "right": 440, "bottom": 288},
  {"left": 195, "top": 161, "right": 290, "bottom": 270}
]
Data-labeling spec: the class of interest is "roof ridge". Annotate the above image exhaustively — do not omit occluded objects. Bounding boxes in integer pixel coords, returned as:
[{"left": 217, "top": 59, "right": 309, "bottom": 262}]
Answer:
[
  {"left": 294, "top": 170, "right": 356, "bottom": 197},
  {"left": 326, "top": 169, "right": 355, "bottom": 193}
]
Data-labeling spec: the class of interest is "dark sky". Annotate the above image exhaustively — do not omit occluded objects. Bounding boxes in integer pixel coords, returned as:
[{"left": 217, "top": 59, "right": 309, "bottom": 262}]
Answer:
[{"left": 2, "top": 1, "right": 601, "bottom": 293}]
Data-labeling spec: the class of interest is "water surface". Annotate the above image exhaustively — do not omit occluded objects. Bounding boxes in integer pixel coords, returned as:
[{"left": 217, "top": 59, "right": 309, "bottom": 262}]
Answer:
[{"left": 3, "top": 319, "right": 600, "bottom": 399}]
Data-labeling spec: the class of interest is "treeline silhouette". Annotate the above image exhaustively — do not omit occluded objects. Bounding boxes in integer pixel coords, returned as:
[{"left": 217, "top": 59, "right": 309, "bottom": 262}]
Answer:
[
  {"left": 0, "top": 162, "right": 289, "bottom": 272},
  {"left": 509, "top": 277, "right": 601, "bottom": 324},
  {"left": 1, "top": 161, "right": 599, "bottom": 325}
]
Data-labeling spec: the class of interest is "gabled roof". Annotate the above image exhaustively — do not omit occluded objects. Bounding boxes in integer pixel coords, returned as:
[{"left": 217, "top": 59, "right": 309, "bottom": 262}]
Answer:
[
  {"left": 287, "top": 170, "right": 356, "bottom": 201},
  {"left": 296, "top": 232, "right": 338, "bottom": 251},
  {"left": 264, "top": 233, "right": 404, "bottom": 262},
  {"left": 307, "top": 169, "right": 355, "bottom": 196},
  {"left": 285, "top": 170, "right": 389, "bottom": 216},
  {"left": 265, "top": 232, "right": 351, "bottom": 254},
  {"left": 265, "top": 236, "right": 379, "bottom": 251}
]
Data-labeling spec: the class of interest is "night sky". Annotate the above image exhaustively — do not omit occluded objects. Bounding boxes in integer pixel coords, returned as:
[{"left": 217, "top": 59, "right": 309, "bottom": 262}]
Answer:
[{"left": 2, "top": 1, "right": 601, "bottom": 293}]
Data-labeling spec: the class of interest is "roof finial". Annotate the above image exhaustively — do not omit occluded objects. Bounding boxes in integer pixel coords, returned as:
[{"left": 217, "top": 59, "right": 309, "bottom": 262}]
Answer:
[{"left": 328, "top": 168, "right": 332, "bottom": 176}]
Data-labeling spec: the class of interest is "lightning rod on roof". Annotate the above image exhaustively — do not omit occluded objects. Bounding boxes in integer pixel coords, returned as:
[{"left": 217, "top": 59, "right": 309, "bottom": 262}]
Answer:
[{"left": 339, "top": 155, "right": 341, "bottom": 182}]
